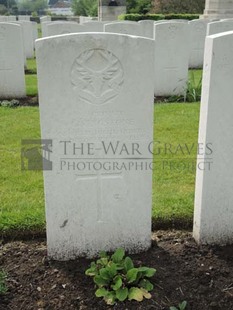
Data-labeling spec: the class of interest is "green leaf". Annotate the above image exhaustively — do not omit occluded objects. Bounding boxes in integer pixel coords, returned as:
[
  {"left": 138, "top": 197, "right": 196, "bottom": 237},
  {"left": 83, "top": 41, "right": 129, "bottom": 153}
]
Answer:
[
  {"left": 126, "top": 268, "right": 139, "bottom": 283},
  {"left": 85, "top": 268, "right": 97, "bottom": 277},
  {"left": 170, "top": 307, "right": 178, "bottom": 310},
  {"left": 97, "top": 257, "right": 108, "bottom": 266},
  {"left": 179, "top": 301, "right": 187, "bottom": 310},
  {"left": 138, "top": 267, "right": 156, "bottom": 278},
  {"left": 95, "top": 287, "right": 108, "bottom": 297},
  {"left": 94, "top": 275, "right": 109, "bottom": 287},
  {"left": 106, "top": 263, "right": 117, "bottom": 278},
  {"left": 116, "top": 287, "right": 128, "bottom": 301},
  {"left": 139, "top": 279, "right": 154, "bottom": 291},
  {"left": 128, "top": 287, "right": 144, "bottom": 301},
  {"left": 140, "top": 288, "right": 152, "bottom": 299},
  {"left": 99, "top": 268, "right": 111, "bottom": 280},
  {"left": 104, "top": 291, "right": 116, "bottom": 305},
  {"left": 124, "top": 256, "right": 134, "bottom": 271},
  {"left": 111, "top": 275, "right": 122, "bottom": 290},
  {"left": 111, "top": 248, "right": 125, "bottom": 263},
  {"left": 116, "top": 263, "right": 124, "bottom": 271}
]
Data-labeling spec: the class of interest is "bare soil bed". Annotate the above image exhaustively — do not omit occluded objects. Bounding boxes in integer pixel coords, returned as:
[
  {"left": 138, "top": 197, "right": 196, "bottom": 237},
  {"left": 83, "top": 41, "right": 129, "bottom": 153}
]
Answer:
[{"left": 1, "top": 230, "right": 233, "bottom": 310}]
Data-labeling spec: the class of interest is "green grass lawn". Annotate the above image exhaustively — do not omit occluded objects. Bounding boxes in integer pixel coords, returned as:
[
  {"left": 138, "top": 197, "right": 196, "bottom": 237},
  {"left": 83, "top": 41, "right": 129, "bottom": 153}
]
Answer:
[
  {"left": 26, "top": 57, "right": 37, "bottom": 73},
  {"left": 0, "top": 103, "right": 200, "bottom": 236},
  {"left": 25, "top": 74, "right": 38, "bottom": 96},
  {"left": 0, "top": 107, "right": 44, "bottom": 234}
]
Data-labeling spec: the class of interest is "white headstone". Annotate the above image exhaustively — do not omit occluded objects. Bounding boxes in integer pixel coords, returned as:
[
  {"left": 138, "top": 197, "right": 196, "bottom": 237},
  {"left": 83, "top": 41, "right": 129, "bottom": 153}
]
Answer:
[
  {"left": 79, "top": 16, "right": 94, "bottom": 24},
  {"left": 14, "top": 21, "right": 34, "bottom": 58},
  {"left": 32, "top": 22, "right": 38, "bottom": 49},
  {"left": 82, "top": 21, "right": 104, "bottom": 32},
  {"left": 104, "top": 22, "right": 143, "bottom": 36},
  {"left": 0, "top": 23, "right": 26, "bottom": 98},
  {"left": 7, "top": 16, "right": 16, "bottom": 22},
  {"left": 138, "top": 20, "right": 155, "bottom": 38},
  {"left": 18, "top": 15, "right": 30, "bottom": 21},
  {"left": 40, "top": 16, "right": 51, "bottom": 23},
  {"left": 46, "top": 22, "right": 85, "bottom": 37},
  {"left": 154, "top": 22, "right": 190, "bottom": 96},
  {"left": 36, "top": 33, "right": 154, "bottom": 260},
  {"left": 207, "top": 20, "right": 233, "bottom": 35},
  {"left": 41, "top": 21, "right": 51, "bottom": 37},
  {"left": 189, "top": 19, "right": 209, "bottom": 68},
  {"left": 0, "top": 16, "right": 7, "bottom": 22},
  {"left": 193, "top": 31, "right": 233, "bottom": 245}
]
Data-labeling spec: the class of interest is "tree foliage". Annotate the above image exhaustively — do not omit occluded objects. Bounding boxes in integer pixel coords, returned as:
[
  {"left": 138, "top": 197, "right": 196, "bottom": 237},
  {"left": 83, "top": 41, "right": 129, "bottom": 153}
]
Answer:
[
  {"left": 72, "top": 0, "right": 98, "bottom": 17},
  {"left": 18, "top": 0, "right": 48, "bottom": 14},
  {"left": 0, "top": 0, "right": 17, "bottom": 14},
  {"left": 152, "top": 0, "right": 205, "bottom": 14},
  {"left": 126, "top": 0, "right": 152, "bottom": 14}
]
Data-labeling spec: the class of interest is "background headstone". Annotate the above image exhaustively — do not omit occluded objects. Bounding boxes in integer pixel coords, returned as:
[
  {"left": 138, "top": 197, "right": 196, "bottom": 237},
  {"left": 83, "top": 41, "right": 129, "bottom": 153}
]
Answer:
[
  {"left": 138, "top": 20, "right": 155, "bottom": 38},
  {"left": 189, "top": 19, "right": 209, "bottom": 68},
  {"left": 104, "top": 22, "right": 143, "bottom": 36},
  {"left": 40, "top": 16, "right": 51, "bottom": 23},
  {"left": 32, "top": 22, "right": 38, "bottom": 49},
  {"left": 36, "top": 33, "right": 154, "bottom": 260},
  {"left": 82, "top": 21, "right": 104, "bottom": 32},
  {"left": 154, "top": 22, "right": 190, "bottom": 96},
  {"left": 193, "top": 31, "right": 233, "bottom": 245},
  {"left": 79, "top": 16, "right": 96, "bottom": 24},
  {"left": 0, "top": 16, "right": 7, "bottom": 22},
  {"left": 18, "top": 15, "right": 30, "bottom": 21},
  {"left": 0, "top": 23, "right": 26, "bottom": 98},
  {"left": 207, "top": 20, "right": 233, "bottom": 35},
  {"left": 15, "top": 21, "right": 34, "bottom": 58},
  {"left": 7, "top": 16, "right": 16, "bottom": 22},
  {"left": 46, "top": 22, "right": 84, "bottom": 36}
]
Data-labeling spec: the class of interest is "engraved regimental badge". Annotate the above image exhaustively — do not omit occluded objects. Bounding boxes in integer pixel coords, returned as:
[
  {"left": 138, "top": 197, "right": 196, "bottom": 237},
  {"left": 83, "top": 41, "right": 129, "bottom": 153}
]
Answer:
[{"left": 71, "top": 49, "right": 124, "bottom": 105}]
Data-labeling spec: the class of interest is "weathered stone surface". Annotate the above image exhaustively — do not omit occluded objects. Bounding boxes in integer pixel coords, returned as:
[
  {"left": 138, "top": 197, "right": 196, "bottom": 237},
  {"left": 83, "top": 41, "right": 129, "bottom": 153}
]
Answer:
[
  {"left": 193, "top": 31, "right": 233, "bottom": 245},
  {"left": 138, "top": 20, "right": 155, "bottom": 38},
  {"left": 18, "top": 15, "right": 30, "bottom": 21},
  {"left": 202, "top": 0, "right": 233, "bottom": 19},
  {"left": 154, "top": 22, "right": 190, "bottom": 96},
  {"left": 82, "top": 21, "right": 105, "bottom": 32},
  {"left": 14, "top": 21, "right": 34, "bottom": 58},
  {"left": 189, "top": 19, "right": 209, "bottom": 68},
  {"left": 46, "top": 22, "right": 85, "bottom": 36},
  {"left": 104, "top": 22, "right": 143, "bottom": 36},
  {"left": 36, "top": 33, "right": 154, "bottom": 260},
  {"left": 207, "top": 20, "right": 233, "bottom": 35},
  {"left": 0, "top": 23, "right": 26, "bottom": 98},
  {"left": 40, "top": 16, "right": 51, "bottom": 23}
]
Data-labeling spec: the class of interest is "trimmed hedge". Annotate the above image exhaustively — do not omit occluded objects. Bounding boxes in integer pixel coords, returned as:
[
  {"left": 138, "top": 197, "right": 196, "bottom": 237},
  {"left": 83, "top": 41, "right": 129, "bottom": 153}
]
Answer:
[{"left": 118, "top": 13, "right": 200, "bottom": 21}]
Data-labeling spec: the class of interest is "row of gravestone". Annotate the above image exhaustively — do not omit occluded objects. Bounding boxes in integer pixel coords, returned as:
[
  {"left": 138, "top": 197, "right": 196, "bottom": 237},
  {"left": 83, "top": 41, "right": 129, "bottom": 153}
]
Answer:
[
  {"left": 0, "top": 15, "right": 30, "bottom": 21},
  {"left": 41, "top": 18, "right": 233, "bottom": 66},
  {"left": 34, "top": 29, "right": 233, "bottom": 260},
  {"left": 2, "top": 17, "right": 233, "bottom": 100},
  {"left": 3, "top": 17, "right": 233, "bottom": 100},
  {"left": 40, "top": 18, "right": 233, "bottom": 98}
]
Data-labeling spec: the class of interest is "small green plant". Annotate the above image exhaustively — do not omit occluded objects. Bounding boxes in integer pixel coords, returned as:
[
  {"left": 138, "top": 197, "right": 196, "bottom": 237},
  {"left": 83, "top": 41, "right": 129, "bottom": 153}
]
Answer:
[
  {"left": 170, "top": 300, "right": 187, "bottom": 310},
  {"left": 0, "top": 99, "right": 20, "bottom": 108},
  {"left": 0, "top": 270, "right": 8, "bottom": 294},
  {"left": 185, "top": 71, "right": 202, "bottom": 102},
  {"left": 85, "top": 248, "right": 156, "bottom": 305}
]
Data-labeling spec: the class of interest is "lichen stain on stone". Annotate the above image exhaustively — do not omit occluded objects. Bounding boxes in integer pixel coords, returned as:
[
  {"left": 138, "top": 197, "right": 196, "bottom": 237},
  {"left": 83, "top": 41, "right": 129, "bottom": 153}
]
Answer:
[{"left": 60, "top": 219, "right": 68, "bottom": 228}]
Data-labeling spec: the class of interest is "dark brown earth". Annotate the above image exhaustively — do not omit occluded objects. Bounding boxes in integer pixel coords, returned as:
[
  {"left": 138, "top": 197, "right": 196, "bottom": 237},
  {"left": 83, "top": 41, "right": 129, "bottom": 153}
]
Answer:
[{"left": 1, "top": 230, "right": 233, "bottom": 310}]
